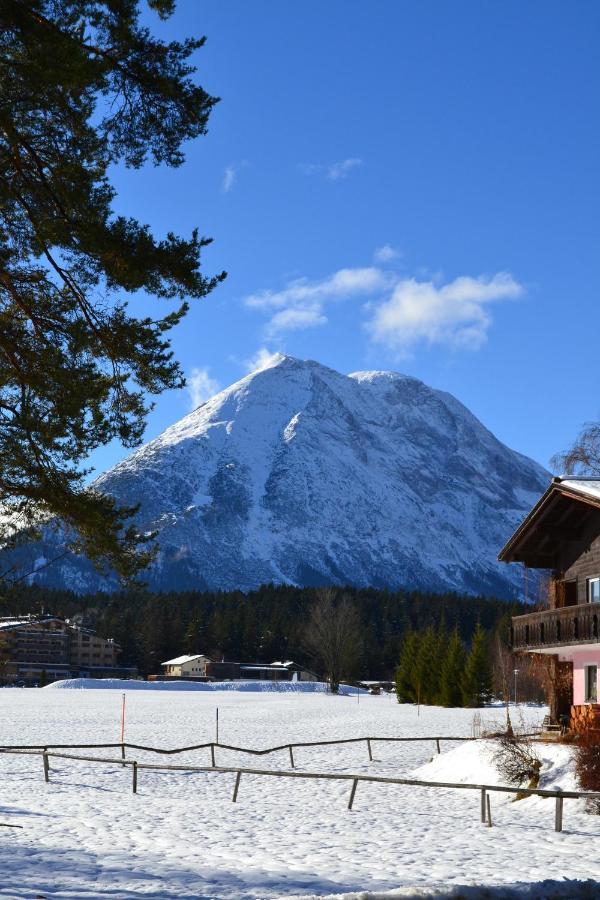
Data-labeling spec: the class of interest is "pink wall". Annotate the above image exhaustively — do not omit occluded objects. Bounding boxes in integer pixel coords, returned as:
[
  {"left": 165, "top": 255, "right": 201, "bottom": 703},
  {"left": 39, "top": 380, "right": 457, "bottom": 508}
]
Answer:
[{"left": 568, "top": 648, "right": 600, "bottom": 704}]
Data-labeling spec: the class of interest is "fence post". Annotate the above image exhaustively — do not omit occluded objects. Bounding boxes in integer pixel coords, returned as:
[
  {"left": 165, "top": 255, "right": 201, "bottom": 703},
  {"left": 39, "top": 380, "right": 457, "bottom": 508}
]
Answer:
[
  {"left": 348, "top": 778, "right": 358, "bottom": 810},
  {"left": 367, "top": 739, "right": 373, "bottom": 762},
  {"left": 210, "top": 744, "right": 216, "bottom": 768},
  {"left": 435, "top": 739, "right": 441, "bottom": 755},
  {"left": 121, "top": 743, "right": 126, "bottom": 768},
  {"left": 288, "top": 745, "right": 295, "bottom": 769},
  {"left": 486, "top": 794, "right": 492, "bottom": 827},
  {"left": 42, "top": 751, "right": 49, "bottom": 784},
  {"left": 555, "top": 794, "right": 563, "bottom": 833},
  {"left": 232, "top": 771, "right": 241, "bottom": 803},
  {"left": 480, "top": 788, "right": 486, "bottom": 823},
  {"left": 132, "top": 761, "right": 138, "bottom": 794}
]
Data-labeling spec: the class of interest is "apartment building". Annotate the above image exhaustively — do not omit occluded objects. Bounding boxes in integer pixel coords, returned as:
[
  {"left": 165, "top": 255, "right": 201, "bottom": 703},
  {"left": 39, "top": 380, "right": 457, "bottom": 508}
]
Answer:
[{"left": 0, "top": 615, "right": 136, "bottom": 684}]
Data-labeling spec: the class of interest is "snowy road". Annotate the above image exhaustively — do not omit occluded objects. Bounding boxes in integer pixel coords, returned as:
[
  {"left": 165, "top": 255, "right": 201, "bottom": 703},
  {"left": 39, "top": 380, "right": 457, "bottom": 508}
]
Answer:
[{"left": 0, "top": 687, "right": 595, "bottom": 899}]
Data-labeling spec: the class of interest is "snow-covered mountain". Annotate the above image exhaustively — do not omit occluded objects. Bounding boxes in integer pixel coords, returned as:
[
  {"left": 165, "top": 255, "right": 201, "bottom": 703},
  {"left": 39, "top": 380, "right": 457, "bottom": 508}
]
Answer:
[{"left": 18, "top": 355, "right": 548, "bottom": 597}]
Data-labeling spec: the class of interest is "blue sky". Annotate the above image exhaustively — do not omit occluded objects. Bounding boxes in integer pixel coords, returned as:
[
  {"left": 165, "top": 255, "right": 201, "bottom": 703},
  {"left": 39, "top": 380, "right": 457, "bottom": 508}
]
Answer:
[{"left": 98, "top": 0, "right": 600, "bottom": 476}]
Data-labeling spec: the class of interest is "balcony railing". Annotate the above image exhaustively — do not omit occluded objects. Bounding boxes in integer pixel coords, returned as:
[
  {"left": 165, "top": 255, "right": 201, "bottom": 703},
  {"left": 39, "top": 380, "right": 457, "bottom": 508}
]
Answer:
[{"left": 512, "top": 602, "right": 600, "bottom": 650}]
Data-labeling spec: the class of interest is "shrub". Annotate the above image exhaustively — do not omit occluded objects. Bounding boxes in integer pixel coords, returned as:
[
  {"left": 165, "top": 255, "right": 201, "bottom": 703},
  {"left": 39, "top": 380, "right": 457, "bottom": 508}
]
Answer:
[
  {"left": 492, "top": 731, "right": 541, "bottom": 796},
  {"left": 575, "top": 732, "right": 600, "bottom": 814}
]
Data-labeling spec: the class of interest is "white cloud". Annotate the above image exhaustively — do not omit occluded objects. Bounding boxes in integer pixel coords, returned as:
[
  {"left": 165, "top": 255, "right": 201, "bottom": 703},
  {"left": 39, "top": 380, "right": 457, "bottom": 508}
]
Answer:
[
  {"left": 266, "top": 306, "right": 327, "bottom": 338},
  {"left": 366, "top": 272, "right": 523, "bottom": 352},
  {"left": 187, "top": 367, "right": 221, "bottom": 408},
  {"left": 222, "top": 165, "right": 236, "bottom": 192},
  {"left": 245, "top": 348, "right": 285, "bottom": 373},
  {"left": 244, "top": 266, "right": 389, "bottom": 337},
  {"left": 245, "top": 263, "right": 522, "bottom": 351},
  {"left": 245, "top": 267, "right": 388, "bottom": 311},
  {"left": 327, "top": 158, "right": 363, "bottom": 180},
  {"left": 374, "top": 244, "right": 401, "bottom": 263},
  {"left": 298, "top": 158, "right": 363, "bottom": 181},
  {"left": 222, "top": 160, "right": 248, "bottom": 193}
]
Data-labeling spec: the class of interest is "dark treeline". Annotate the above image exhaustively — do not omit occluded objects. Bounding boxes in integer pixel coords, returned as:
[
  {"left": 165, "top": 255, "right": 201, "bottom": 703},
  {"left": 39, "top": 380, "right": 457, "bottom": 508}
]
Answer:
[{"left": 0, "top": 583, "right": 525, "bottom": 679}]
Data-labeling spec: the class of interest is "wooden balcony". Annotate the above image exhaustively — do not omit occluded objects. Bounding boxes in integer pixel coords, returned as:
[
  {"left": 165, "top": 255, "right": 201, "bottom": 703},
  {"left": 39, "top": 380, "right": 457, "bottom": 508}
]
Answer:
[{"left": 511, "top": 602, "right": 600, "bottom": 651}]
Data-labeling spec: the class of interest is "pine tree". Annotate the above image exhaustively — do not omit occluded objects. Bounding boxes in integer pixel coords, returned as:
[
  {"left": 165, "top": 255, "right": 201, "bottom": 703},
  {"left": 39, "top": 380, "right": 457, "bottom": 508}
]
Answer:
[
  {"left": 432, "top": 617, "right": 448, "bottom": 704},
  {"left": 395, "top": 630, "right": 419, "bottom": 703},
  {"left": 461, "top": 623, "right": 493, "bottom": 707},
  {"left": 0, "top": 1, "right": 225, "bottom": 581},
  {"left": 440, "top": 628, "right": 467, "bottom": 707},
  {"left": 412, "top": 626, "right": 439, "bottom": 705}
]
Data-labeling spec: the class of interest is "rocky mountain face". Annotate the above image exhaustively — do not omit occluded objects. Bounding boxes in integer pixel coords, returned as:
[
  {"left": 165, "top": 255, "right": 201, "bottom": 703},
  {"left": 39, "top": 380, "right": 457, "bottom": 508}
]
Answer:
[{"left": 15, "top": 355, "right": 548, "bottom": 597}]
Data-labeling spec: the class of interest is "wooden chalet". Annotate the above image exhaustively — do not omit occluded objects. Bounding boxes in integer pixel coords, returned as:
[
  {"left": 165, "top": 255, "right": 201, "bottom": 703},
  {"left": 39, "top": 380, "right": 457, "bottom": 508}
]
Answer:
[{"left": 499, "top": 477, "right": 600, "bottom": 728}]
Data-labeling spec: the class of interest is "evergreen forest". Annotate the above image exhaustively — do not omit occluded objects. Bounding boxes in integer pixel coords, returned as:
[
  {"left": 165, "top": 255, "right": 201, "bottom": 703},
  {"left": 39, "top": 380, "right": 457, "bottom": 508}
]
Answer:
[
  {"left": 395, "top": 622, "right": 494, "bottom": 708},
  {"left": 0, "top": 583, "right": 523, "bottom": 681}
]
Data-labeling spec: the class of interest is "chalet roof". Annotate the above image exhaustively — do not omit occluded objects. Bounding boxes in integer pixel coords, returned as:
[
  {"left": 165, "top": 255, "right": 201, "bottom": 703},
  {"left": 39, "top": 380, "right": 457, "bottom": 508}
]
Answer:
[
  {"left": 161, "top": 654, "right": 210, "bottom": 666},
  {"left": 498, "top": 477, "right": 600, "bottom": 568},
  {"left": 560, "top": 479, "right": 600, "bottom": 501},
  {"left": 0, "top": 619, "right": 34, "bottom": 631},
  {"left": 271, "top": 660, "right": 319, "bottom": 675},
  {"left": 240, "top": 664, "right": 289, "bottom": 671},
  {"left": 0, "top": 616, "right": 66, "bottom": 631}
]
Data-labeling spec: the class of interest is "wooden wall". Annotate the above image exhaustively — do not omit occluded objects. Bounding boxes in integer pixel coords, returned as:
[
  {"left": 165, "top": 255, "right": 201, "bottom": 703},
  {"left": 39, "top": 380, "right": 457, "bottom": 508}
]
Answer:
[{"left": 561, "top": 516, "right": 600, "bottom": 605}]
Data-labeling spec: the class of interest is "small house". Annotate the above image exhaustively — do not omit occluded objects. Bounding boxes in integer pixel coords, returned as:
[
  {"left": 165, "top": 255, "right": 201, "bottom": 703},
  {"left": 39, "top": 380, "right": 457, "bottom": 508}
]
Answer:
[
  {"left": 161, "top": 654, "right": 212, "bottom": 678},
  {"left": 270, "top": 660, "right": 319, "bottom": 681}
]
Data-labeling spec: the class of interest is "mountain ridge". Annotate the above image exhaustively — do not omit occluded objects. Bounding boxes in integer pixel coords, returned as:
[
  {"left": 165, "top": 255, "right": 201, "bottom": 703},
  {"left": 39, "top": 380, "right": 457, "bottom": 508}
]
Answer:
[{"left": 12, "top": 355, "right": 548, "bottom": 597}]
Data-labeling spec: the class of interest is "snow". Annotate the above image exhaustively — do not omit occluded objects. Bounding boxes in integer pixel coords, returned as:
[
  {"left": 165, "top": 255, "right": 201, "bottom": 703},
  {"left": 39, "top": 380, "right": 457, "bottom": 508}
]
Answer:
[
  {"left": 413, "top": 736, "right": 580, "bottom": 794},
  {"left": 292, "top": 882, "right": 600, "bottom": 898},
  {"left": 160, "top": 654, "right": 208, "bottom": 665},
  {"left": 0, "top": 691, "right": 597, "bottom": 898},
  {"left": 0, "top": 618, "right": 34, "bottom": 630},
  {"left": 16, "top": 355, "right": 549, "bottom": 597},
  {"left": 559, "top": 479, "right": 600, "bottom": 502},
  {"left": 46, "top": 677, "right": 366, "bottom": 695}
]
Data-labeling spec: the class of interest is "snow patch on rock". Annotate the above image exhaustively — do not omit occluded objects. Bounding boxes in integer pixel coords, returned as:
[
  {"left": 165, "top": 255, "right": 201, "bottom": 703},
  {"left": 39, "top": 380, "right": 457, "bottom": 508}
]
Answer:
[{"left": 10, "top": 356, "right": 549, "bottom": 596}]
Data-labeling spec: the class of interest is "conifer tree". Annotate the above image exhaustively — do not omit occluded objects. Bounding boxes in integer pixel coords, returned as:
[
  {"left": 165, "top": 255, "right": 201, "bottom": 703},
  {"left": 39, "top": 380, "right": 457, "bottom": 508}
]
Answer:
[
  {"left": 432, "top": 617, "right": 448, "bottom": 704},
  {"left": 412, "top": 626, "right": 439, "bottom": 705},
  {"left": 440, "top": 628, "right": 466, "bottom": 707},
  {"left": 395, "top": 630, "right": 418, "bottom": 703},
  {"left": 461, "top": 623, "right": 493, "bottom": 707},
  {"left": 0, "top": 1, "right": 224, "bottom": 580}
]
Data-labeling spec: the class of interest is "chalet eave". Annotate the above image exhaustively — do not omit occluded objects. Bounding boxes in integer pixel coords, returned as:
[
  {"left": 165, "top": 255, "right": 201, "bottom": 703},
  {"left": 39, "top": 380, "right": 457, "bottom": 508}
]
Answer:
[{"left": 499, "top": 480, "right": 600, "bottom": 568}]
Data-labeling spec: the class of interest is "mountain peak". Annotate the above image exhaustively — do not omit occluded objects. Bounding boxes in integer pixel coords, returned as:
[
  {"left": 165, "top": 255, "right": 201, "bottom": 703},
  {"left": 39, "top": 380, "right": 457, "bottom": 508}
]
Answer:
[{"left": 14, "top": 358, "right": 548, "bottom": 598}]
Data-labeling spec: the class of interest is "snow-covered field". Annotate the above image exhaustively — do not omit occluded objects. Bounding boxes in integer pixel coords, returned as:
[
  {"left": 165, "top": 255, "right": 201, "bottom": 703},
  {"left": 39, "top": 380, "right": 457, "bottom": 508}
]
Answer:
[{"left": 0, "top": 685, "right": 597, "bottom": 899}]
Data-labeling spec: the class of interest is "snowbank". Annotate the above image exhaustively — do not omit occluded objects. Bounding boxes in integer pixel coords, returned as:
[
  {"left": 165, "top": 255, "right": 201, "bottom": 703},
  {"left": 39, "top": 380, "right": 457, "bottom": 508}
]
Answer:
[
  {"left": 413, "top": 737, "right": 578, "bottom": 793},
  {"left": 45, "top": 677, "right": 367, "bottom": 695},
  {"left": 289, "top": 880, "right": 600, "bottom": 899}
]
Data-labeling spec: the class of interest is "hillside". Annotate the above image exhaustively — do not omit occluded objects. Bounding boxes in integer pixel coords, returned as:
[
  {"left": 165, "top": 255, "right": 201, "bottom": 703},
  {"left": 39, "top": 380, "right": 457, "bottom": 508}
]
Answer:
[{"left": 10, "top": 355, "right": 548, "bottom": 596}]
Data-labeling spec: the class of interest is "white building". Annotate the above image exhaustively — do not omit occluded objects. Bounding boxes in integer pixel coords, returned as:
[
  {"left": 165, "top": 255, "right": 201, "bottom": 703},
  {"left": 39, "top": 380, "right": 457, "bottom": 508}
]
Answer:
[{"left": 161, "top": 654, "right": 211, "bottom": 677}]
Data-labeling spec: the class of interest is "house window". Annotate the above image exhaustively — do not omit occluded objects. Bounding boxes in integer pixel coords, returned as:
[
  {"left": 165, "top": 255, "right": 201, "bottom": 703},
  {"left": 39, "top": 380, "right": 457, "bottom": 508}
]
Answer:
[
  {"left": 588, "top": 578, "right": 600, "bottom": 604},
  {"left": 586, "top": 665, "right": 598, "bottom": 703}
]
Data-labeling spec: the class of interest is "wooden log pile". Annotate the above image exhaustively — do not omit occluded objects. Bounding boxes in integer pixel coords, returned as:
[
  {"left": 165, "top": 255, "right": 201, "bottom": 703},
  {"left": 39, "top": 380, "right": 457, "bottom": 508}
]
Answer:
[{"left": 570, "top": 704, "right": 600, "bottom": 735}]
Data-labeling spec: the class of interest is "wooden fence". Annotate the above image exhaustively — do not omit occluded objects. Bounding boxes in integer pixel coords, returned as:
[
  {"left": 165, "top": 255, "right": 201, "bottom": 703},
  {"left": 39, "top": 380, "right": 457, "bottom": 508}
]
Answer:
[
  {"left": 0, "top": 734, "right": 472, "bottom": 767},
  {"left": 0, "top": 738, "right": 596, "bottom": 834}
]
